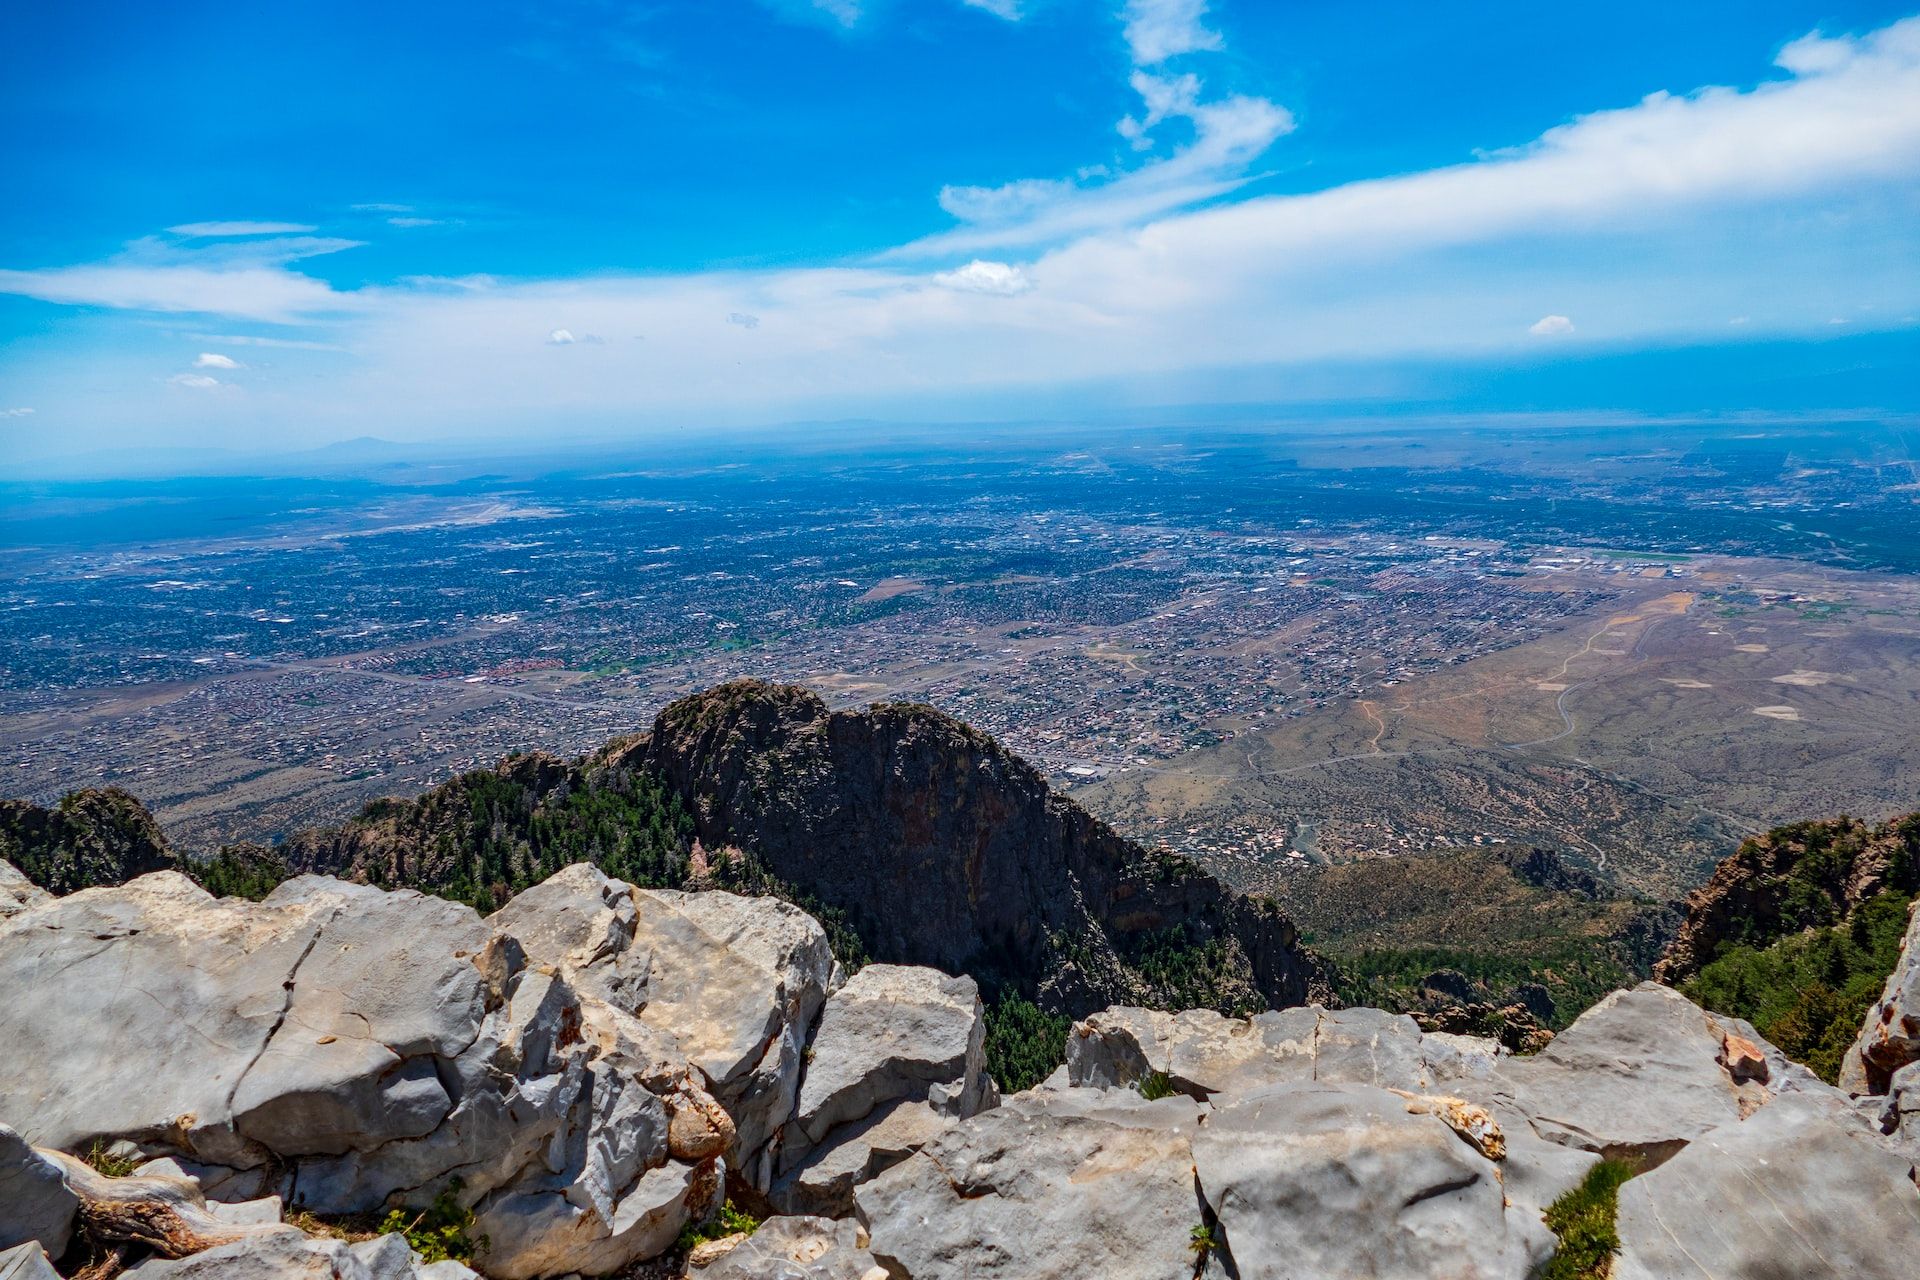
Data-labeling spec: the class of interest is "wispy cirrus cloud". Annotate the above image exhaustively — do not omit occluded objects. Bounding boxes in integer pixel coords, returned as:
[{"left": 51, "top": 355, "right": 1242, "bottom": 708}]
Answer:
[
  {"left": 0, "top": 233, "right": 363, "bottom": 322},
  {"left": 166, "top": 220, "right": 318, "bottom": 237}
]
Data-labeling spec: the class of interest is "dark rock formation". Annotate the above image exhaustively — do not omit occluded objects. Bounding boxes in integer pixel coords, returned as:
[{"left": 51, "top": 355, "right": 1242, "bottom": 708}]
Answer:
[{"left": 624, "top": 680, "right": 1328, "bottom": 1016}]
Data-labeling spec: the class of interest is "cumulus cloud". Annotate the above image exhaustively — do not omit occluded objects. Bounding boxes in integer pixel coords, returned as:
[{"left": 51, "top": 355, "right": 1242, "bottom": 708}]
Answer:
[
  {"left": 548, "top": 328, "right": 579, "bottom": 344},
  {"left": 168, "top": 373, "right": 221, "bottom": 389},
  {"left": 193, "top": 352, "right": 241, "bottom": 368},
  {"left": 1529, "top": 315, "right": 1575, "bottom": 336},
  {"left": 727, "top": 312, "right": 762, "bottom": 329},
  {"left": 1121, "top": 0, "right": 1222, "bottom": 66},
  {"left": 167, "top": 221, "right": 318, "bottom": 237},
  {"left": 934, "top": 260, "right": 1034, "bottom": 294}
]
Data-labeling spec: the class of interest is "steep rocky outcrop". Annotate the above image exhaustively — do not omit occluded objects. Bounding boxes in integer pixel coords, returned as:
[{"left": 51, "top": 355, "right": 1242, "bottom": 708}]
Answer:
[
  {"left": 624, "top": 680, "right": 1327, "bottom": 1016},
  {"left": 0, "top": 788, "right": 174, "bottom": 896},
  {"left": 1657, "top": 810, "right": 1920, "bottom": 984}
]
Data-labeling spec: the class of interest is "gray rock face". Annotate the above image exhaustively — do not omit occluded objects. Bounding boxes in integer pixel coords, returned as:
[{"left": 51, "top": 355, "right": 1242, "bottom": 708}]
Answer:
[
  {"left": 0, "top": 871, "right": 726, "bottom": 1280},
  {"left": 628, "top": 887, "right": 834, "bottom": 1187},
  {"left": 1066, "top": 1003, "right": 1497, "bottom": 1098},
  {"left": 1614, "top": 1091, "right": 1920, "bottom": 1279},
  {"left": 772, "top": 965, "right": 992, "bottom": 1217},
  {"left": 1841, "top": 896, "right": 1920, "bottom": 1095},
  {"left": 1486, "top": 983, "right": 1814, "bottom": 1164},
  {"left": 696, "top": 1216, "right": 887, "bottom": 1280},
  {"left": 123, "top": 1230, "right": 479, "bottom": 1279},
  {"left": 0, "top": 1244, "right": 59, "bottom": 1280},
  {"left": 1193, "top": 1083, "right": 1550, "bottom": 1280},
  {"left": 0, "top": 1126, "right": 76, "bottom": 1260},
  {"left": 0, "top": 862, "right": 49, "bottom": 922},
  {"left": 855, "top": 1090, "right": 1205, "bottom": 1280}
]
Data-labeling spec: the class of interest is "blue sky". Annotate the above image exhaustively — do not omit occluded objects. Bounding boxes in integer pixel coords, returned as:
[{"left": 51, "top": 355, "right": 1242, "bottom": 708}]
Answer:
[{"left": 2, "top": 1, "right": 1918, "bottom": 464}]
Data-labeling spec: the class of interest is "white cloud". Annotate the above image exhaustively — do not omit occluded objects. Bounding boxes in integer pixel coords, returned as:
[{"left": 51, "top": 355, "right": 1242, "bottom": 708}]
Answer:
[
  {"left": 167, "top": 221, "right": 318, "bottom": 237},
  {"left": 1121, "top": 0, "right": 1221, "bottom": 66},
  {"left": 352, "top": 202, "right": 415, "bottom": 213},
  {"left": 1529, "top": 315, "right": 1575, "bottom": 336},
  {"left": 934, "top": 260, "right": 1034, "bottom": 294},
  {"left": 194, "top": 352, "right": 241, "bottom": 369},
  {"left": 906, "top": 1, "right": 1290, "bottom": 255},
  {"left": 0, "top": 407, "right": 33, "bottom": 418},
  {"left": 727, "top": 312, "right": 762, "bottom": 329},
  {"left": 0, "top": 233, "right": 364, "bottom": 322},
  {"left": 387, "top": 216, "right": 444, "bottom": 228},
  {"left": 548, "top": 328, "right": 579, "bottom": 344},
  {"left": 759, "top": 0, "right": 862, "bottom": 28},
  {"left": 961, "top": 0, "right": 1021, "bottom": 18},
  {"left": 168, "top": 373, "right": 221, "bottom": 389},
  {"left": 6, "top": 16, "right": 1920, "bottom": 445}
]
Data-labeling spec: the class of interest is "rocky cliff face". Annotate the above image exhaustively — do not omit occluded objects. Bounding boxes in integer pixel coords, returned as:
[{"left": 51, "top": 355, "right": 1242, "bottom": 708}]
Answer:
[
  {"left": 1657, "top": 811, "right": 1920, "bottom": 984},
  {"left": 625, "top": 680, "right": 1328, "bottom": 1016}
]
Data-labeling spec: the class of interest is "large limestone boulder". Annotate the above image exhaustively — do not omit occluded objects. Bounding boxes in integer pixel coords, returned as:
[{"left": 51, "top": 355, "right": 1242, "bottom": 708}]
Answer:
[
  {"left": 1192, "top": 1083, "right": 1551, "bottom": 1279},
  {"left": 493, "top": 866, "right": 834, "bottom": 1190},
  {"left": 695, "top": 1216, "right": 887, "bottom": 1280},
  {"left": 630, "top": 887, "right": 834, "bottom": 1185},
  {"left": 0, "top": 873, "right": 720, "bottom": 1280},
  {"left": 1487, "top": 983, "right": 1817, "bottom": 1164},
  {"left": 1841, "top": 896, "right": 1920, "bottom": 1095},
  {"left": 855, "top": 1089, "right": 1205, "bottom": 1280},
  {"left": 0, "top": 1127, "right": 76, "bottom": 1260},
  {"left": 1067, "top": 1004, "right": 1497, "bottom": 1097},
  {"left": 1613, "top": 1091, "right": 1920, "bottom": 1279},
  {"left": 772, "top": 965, "right": 993, "bottom": 1216}
]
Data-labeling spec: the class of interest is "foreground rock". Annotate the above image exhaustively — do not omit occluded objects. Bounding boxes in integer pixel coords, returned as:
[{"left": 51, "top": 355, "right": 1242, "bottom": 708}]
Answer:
[
  {"left": 694, "top": 1216, "right": 886, "bottom": 1280},
  {"left": 856, "top": 1089, "right": 1206, "bottom": 1280},
  {"left": 489, "top": 864, "right": 835, "bottom": 1191},
  {"left": 773, "top": 964, "right": 994, "bottom": 1216},
  {"left": 0, "top": 1129, "right": 75, "bottom": 1260},
  {"left": 1614, "top": 1091, "right": 1920, "bottom": 1279},
  {"left": 0, "top": 871, "right": 725, "bottom": 1279}
]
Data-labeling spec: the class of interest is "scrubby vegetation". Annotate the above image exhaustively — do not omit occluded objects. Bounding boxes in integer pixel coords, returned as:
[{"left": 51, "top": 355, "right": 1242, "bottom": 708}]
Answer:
[
  {"left": 674, "top": 1200, "right": 761, "bottom": 1253},
  {"left": 377, "top": 1182, "right": 485, "bottom": 1265},
  {"left": 1334, "top": 940, "right": 1636, "bottom": 1032},
  {"left": 2, "top": 788, "right": 174, "bottom": 895},
  {"left": 983, "top": 992, "right": 1072, "bottom": 1093},
  {"left": 1687, "top": 890, "right": 1912, "bottom": 1082},
  {"left": 1542, "top": 1158, "right": 1637, "bottom": 1280}
]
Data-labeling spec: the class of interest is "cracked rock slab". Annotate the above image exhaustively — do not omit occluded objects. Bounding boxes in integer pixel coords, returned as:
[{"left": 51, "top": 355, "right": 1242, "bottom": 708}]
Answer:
[
  {"left": 855, "top": 1089, "right": 1203, "bottom": 1280},
  {"left": 1614, "top": 1090, "right": 1920, "bottom": 1280}
]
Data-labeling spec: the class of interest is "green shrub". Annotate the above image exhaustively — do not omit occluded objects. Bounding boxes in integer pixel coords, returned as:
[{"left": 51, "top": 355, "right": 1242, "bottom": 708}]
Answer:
[
  {"left": 84, "top": 1140, "right": 139, "bottom": 1178},
  {"left": 675, "top": 1199, "right": 761, "bottom": 1252},
  {"left": 1542, "top": 1159, "right": 1636, "bottom": 1280},
  {"left": 377, "top": 1181, "right": 484, "bottom": 1264},
  {"left": 1137, "top": 1070, "right": 1176, "bottom": 1101}
]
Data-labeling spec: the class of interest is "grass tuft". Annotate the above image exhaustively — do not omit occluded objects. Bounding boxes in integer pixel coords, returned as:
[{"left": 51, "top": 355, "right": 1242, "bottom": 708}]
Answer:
[{"left": 1542, "top": 1158, "right": 1637, "bottom": 1280}]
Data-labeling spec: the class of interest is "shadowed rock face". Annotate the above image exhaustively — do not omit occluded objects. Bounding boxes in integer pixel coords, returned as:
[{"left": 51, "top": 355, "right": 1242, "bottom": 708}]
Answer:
[{"left": 626, "top": 680, "right": 1327, "bottom": 1016}]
